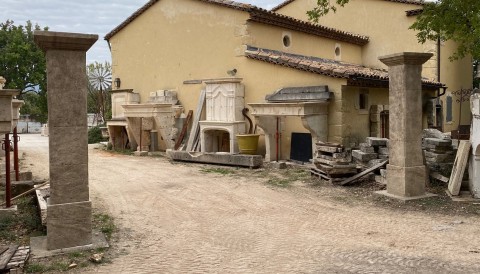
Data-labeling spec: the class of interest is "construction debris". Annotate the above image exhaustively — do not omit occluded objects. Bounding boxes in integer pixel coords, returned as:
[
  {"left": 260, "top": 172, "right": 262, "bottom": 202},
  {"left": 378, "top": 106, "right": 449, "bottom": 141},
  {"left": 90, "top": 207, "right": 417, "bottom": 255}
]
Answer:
[
  {"left": 423, "top": 137, "right": 456, "bottom": 178},
  {"left": 352, "top": 137, "right": 389, "bottom": 167},
  {"left": 0, "top": 245, "right": 30, "bottom": 273}
]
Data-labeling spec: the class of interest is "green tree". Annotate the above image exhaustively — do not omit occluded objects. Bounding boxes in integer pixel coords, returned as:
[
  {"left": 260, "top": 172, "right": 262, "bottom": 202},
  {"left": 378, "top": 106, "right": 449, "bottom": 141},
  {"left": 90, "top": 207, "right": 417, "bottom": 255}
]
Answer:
[
  {"left": 87, "top": 62, "right": 112, "bottom": 124},
  {"left": 307, "top": 0, "right": 480, "bottom": 60},
  {"left": 0, "top": 20, "right": 48, "bottom": 123}
]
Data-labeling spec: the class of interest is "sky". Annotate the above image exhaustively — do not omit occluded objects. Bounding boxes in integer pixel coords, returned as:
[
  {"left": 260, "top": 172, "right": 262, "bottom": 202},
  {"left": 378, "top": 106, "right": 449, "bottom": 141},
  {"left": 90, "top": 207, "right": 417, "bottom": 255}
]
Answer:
[{"left": 1, "top": 0, "right": 284, "bottom": 64}]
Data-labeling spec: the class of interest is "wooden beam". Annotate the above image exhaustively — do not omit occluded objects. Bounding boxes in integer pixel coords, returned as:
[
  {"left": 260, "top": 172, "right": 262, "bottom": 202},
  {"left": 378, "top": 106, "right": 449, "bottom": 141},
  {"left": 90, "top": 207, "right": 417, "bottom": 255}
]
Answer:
[
  {"left": 448, "top": 140, "right": 471, "bottom": 195},
  {"left": 174, "top": 110, "right": 193, "bottom": 150},
  {"left": 0, "top": 245, "right": 18, "bottom": 270},
  {"left": 340, "top": 160, "right": 388, "bottom": 186},
  {"left": 186, "top": 89, "right": 206, "bottom": 151}
]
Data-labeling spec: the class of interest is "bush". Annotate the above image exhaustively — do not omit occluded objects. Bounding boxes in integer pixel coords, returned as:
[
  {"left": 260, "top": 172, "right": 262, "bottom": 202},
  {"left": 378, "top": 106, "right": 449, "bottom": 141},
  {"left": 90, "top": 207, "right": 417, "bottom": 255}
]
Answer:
[{"left": 88, "top": 126, "right": 104, "bottom": 144}]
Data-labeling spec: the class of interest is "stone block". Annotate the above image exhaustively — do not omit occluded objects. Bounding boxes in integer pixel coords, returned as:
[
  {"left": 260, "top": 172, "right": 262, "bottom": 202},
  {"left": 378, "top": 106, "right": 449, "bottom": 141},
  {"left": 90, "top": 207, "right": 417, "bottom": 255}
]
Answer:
[
  {"left": 49, "top": 126, "right": 88, "bottom": 166},
  {"left": 49, "top": 164, "right": 89, "bottom": 204},
  {"left": 424, "top": 138, "right": 451, "bottom": 147},
  {"left": 424, "top": 150, "right": 455, "bottom": 163},
  {"left": 423, "top": 129, "right": 449, "bottom": 140},
  {"left": 386, "top": 164, "right": 426, "bottom": 197},
  {"left": 368, "top": 159, "right": 386, "bottom": 168},
  {"left": 352, "top": 150, "right": 377, "bottom": 162},
  {"left": 360, "top": 143, "right": 375, "bottom": 153},
  {"left": 47, "top": 201, "right": 92, "bottom": 250},
  {"left": 316, "top": 145, "right": 342, "bottom": 153},
  {"left": 367, "top": 137, "right": 388, "bottom": 147},
  {"left": 378, "top": 146, "right": 389, "bottom": 155}
]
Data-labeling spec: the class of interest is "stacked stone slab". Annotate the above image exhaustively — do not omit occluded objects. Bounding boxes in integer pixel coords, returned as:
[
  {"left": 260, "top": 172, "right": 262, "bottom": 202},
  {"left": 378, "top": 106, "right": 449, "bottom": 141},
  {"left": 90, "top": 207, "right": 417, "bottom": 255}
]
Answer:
[
  {"left": 312, "top": 141, "right": 356, "bottom": 182},
  {"left": 423, "top": 137, "right": 455, "bottom": 177},
  {"left": 352, "top": 137, "right": 389, "bottom": 167}
]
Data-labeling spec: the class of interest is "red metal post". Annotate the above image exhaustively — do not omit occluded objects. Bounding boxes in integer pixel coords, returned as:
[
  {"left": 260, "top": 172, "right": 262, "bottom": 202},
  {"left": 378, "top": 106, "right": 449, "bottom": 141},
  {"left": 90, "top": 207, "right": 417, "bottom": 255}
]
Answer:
[
  {"left": 4, "top": 133, "right": 11, "bottom": 208},
  {"left": 13, "top": 127, "right": 19, "bottom": 181}
]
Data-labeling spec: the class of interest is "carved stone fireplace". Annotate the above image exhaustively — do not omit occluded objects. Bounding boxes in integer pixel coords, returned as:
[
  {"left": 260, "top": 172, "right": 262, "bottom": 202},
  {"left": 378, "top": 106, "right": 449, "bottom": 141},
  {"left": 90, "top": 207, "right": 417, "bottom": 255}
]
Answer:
[{"left": 199, "top": 78, "right": 245, "bottom": 154}]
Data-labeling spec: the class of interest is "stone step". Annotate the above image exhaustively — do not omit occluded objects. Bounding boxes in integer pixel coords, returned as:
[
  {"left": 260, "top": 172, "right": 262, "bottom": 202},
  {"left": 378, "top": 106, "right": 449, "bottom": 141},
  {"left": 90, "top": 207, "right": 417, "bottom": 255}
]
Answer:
[
  {"left": 366, "top": 137, "right": 388, "bottom": 147},
  {"left": 352, "top": 150, "right": 378, "bottom": 162}
]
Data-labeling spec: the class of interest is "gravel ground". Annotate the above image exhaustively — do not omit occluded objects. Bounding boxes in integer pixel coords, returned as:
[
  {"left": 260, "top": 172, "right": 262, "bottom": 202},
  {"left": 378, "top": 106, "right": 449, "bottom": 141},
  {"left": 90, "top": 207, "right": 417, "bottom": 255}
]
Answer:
[{"left": 18, "top": 134, "right": 480, "bottom": 273}]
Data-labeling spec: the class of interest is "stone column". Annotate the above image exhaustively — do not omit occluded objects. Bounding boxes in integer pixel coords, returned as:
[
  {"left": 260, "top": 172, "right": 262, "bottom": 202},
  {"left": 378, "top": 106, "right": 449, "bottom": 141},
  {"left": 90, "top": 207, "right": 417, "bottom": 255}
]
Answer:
[
  {"left": 34, "top": 31, "right": 98, "bottom": 250},
  {"left": 379, "top": 52, "right": 433, "bottom": 199}
]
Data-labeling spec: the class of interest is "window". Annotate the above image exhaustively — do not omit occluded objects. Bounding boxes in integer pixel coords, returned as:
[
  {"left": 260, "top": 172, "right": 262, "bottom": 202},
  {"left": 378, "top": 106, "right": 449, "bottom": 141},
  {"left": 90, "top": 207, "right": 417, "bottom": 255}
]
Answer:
[
  {"left": 358, "top": 89, "right": 369, "bottom": 111},
  {"left": 446, "top": 94, "right": 453, "bottom": 122},
  {"left": 282, "top": 32, "right": 291, "bottom": 48}
]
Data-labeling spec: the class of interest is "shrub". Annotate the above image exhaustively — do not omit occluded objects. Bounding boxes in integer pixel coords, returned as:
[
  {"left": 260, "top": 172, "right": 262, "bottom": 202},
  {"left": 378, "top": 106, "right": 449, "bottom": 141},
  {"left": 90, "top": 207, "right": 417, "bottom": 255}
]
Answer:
[{"left": 88, "top": 126, "right": 104, "bottom": 144}]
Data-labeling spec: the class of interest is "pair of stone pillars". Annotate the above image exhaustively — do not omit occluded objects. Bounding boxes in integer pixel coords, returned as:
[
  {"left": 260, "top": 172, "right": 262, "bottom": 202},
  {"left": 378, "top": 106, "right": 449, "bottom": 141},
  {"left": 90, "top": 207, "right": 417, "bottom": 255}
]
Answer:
[{"left": 34, "top": 31, "right": 97, "bottom": 250}]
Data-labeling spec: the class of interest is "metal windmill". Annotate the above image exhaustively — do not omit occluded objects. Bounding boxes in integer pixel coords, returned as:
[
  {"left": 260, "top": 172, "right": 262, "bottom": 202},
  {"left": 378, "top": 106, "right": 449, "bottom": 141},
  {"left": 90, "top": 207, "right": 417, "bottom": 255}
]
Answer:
[{"left": 88, "top": 63, "right": 112, "bottom": 124}]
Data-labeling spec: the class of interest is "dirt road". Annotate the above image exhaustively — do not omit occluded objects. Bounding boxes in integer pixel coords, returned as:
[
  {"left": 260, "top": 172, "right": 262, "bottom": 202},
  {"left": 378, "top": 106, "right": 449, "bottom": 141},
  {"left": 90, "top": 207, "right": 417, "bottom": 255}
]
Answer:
[{"left": 20, "top": 134, "right": 480, "bottom": 273}]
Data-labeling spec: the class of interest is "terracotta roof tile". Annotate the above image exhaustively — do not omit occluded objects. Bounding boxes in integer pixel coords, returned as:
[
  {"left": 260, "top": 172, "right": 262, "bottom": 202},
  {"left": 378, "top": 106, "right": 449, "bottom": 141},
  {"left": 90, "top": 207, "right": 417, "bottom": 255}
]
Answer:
[
  {"left": 245, "top": 46, "right": 443, "bottom": 89},
  {"left": 271, "top": 0, "right": 424, "bottom": 12},
  {"left": 105, "top": 0, "right": 369, "bottom": 46}
]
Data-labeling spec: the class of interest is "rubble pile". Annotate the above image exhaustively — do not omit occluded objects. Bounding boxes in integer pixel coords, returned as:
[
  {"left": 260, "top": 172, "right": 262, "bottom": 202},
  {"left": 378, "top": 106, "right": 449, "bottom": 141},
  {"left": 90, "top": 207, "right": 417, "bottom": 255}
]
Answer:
[
  {"left": 352, "top": 137, "right": 389, "bottom": 168},
  {"left": 423, "top": 137, "right": 455, "bottom": 177},
  {"left": 312, "top": 141, "right": 357, "bottom": 183}
]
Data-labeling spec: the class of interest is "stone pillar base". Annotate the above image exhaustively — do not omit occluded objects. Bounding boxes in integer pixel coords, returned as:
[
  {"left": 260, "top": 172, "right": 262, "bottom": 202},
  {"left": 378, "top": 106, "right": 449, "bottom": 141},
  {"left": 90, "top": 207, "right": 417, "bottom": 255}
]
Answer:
[
  {"left": 386, "top": 164, "right": 426, "bottom": 197},
  {"left": 47, "top": 201, "right": 92, "bottom": 250}
]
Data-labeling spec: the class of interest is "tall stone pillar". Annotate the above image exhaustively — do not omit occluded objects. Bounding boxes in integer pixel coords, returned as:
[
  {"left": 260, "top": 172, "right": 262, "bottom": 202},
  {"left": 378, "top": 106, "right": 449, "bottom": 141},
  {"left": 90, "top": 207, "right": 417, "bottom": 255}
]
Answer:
[
  {"left": 378, "top": 52, "right": 434, "bottom": 200},
  {"left": 34, "top": 31, "right": 98, "bottom": 250}
]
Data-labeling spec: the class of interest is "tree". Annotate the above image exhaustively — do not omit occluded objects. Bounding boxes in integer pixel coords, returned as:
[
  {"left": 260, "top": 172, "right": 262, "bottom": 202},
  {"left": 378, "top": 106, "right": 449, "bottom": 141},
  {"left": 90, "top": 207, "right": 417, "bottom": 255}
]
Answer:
[
  {"left": 307, "top": 0, "right": 480, "bottom": 60},
  {"left": 87, "top": 62, "right": 112, "bottom": 124},
  {"left": 0, "top": 20, "right": 48, "bottom": 123}
]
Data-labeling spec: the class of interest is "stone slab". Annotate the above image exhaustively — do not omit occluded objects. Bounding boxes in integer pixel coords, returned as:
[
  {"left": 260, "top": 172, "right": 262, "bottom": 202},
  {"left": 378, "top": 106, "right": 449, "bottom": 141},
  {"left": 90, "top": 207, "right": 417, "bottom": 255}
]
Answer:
[
  {"left": 359, "top": 143, "right": 375, "bottom": 153},
  {"left": 378, "top": 146, "right": 389, "bottom": 155},
  {"left": 46, "top": 201, "right": 92, "bottom": 250},
  {"left": 367, "top": 137, "right": 388, "bottom": 147},
  {"left": 167, "top": 150, "right": 263, "bottom": 168},
  {"left": 316, "top": 145, "right": 342, "bottom": 153},
  {"left": 30, "top": 231, "right": 108, "bottom": 259},
  {"left": 352, "top": 150, "right": 377, "bottom": 162},
  {"left": 375, "top": 190, "right": 437, "bottom": 202},
  {"left": 0, "top": 172, "right": 33, "bottom": 183},
  {"left": 424, "top": 138, "right": 452, "bottom": 147}
]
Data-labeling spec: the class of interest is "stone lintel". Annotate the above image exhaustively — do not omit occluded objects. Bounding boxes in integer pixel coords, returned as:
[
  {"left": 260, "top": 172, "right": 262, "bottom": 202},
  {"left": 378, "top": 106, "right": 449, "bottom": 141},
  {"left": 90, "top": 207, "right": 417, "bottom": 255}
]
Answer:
[
  {"left": 204, "top": 78, "right": 243, "bottom": 84},
  {"left": 34, "top": 31, "right": 98, "bottom": 52},
  {"left": 122, "top": 103, "right": 174, "bottom": 117},
  {"left": 0, "top": 89, "right": 20, "bottom": 97},
  {"left": 248, "top": 102, "right": 329, "bottom": 116},
  {"left": 110, "top": 89, "right": 134, "bottom": 94},
  {"left": 379, "top": 52, "right": 433, "bottom": 66}
]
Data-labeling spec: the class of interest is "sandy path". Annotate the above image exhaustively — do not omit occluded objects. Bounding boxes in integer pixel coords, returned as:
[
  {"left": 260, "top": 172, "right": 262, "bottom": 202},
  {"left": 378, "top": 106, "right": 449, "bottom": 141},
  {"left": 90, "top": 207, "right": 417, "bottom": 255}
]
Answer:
[{"left": 19, "top": 134, "right": 480, "bottom": 273}]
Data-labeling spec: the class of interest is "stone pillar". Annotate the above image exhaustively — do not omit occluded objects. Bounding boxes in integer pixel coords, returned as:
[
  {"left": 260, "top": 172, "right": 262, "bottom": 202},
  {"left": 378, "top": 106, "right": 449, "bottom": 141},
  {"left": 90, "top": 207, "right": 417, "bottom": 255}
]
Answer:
[
  {"left": 255, "top": 116, "right": 281, "bottom": 162},
  {"left": 378, "top": 52, "right": 433, "bottom": 199},
  {"left": 469, "top": 93, "right": 480, "bottom": 197},
  {"left": 34, "top": 31, "right": 98, "bottom": 250}
]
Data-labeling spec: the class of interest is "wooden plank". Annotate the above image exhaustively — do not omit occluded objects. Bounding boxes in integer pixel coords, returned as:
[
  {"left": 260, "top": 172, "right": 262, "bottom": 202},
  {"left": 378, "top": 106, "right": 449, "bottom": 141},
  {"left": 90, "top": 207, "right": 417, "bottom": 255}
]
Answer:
[
  {"left": 0, "top": 245, "right": 18, "bottom": 270},
  {"left": 174, "top": 110, "right": 193, "bottom": 150},
  {"left": 186, "top": 89, "right": 206, "bottom": 151},
  {"left": 340, "top": 160, "right": 388, "bottom": 186},
  {"left": 448, "top": 140, "right": 471, "bottom": 195},
  {"left": 0, "top": 247, "right": 8, "bottom": 256}
]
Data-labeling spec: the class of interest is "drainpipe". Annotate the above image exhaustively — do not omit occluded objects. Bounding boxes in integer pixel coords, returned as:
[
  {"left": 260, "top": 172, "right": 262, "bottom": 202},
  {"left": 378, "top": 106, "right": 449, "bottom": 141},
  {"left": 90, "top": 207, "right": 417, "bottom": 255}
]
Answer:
[
  {"left": 3, "top": 134, "right": 11, "bottom": 208},
  {"left": 276, "top": 117, "right": 279, "bottom": 162},
  {"left": 13, "top": 127, "right": 19, "bottom": 181},
  {"left": 139, "top": 117, "right": 143, "bottom": 152}
]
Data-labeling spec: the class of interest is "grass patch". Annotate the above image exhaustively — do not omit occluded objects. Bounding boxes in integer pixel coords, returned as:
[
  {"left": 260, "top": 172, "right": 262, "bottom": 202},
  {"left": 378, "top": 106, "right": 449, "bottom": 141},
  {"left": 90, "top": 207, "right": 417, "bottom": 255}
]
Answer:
[
  {"left": 0, "top": 196, "right": 45, "bottom": 246},
  {"left": 266, "top": 178, "right": 292, "bottom": 188},
  {"left": 93, "top": 213, "right": 116, "bottom": 240},
  {"left": 200, "top": 167, "right": 236, "bottom": 175},
  {"left": 265, "top": 167, "right": 311, "bottom": 188}
]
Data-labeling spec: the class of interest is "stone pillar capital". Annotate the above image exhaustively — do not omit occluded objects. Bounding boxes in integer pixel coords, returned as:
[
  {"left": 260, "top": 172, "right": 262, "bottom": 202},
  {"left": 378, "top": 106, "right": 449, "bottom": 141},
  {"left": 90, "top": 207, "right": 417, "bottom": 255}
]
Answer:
[
  {"left": 34, "top": 31, "right": 98, "bottom": 52},
  {"left": 379, "top": 52, "right": 433, "bottom": 66}
]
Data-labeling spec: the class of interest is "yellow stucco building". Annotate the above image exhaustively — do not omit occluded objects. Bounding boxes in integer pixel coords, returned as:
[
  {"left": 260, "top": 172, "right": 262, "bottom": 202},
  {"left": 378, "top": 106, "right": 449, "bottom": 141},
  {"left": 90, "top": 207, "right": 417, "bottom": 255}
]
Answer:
[{"left": 105, "top": 0, "right": 471, "bottom": 162}]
